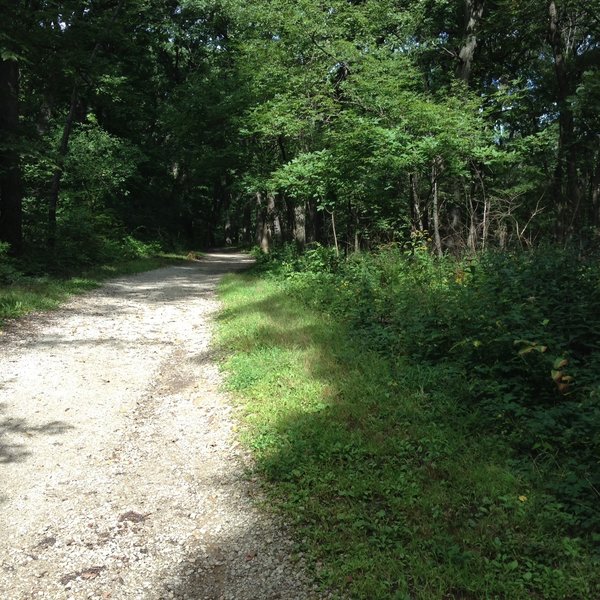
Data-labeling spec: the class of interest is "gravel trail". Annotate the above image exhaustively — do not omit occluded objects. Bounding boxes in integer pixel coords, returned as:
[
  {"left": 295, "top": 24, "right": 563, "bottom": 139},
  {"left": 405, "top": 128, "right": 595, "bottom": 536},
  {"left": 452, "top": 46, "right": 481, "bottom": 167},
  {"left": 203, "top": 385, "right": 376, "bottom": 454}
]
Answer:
[{"left": 0, "top": 252, "right": 323, "bottom": 600}]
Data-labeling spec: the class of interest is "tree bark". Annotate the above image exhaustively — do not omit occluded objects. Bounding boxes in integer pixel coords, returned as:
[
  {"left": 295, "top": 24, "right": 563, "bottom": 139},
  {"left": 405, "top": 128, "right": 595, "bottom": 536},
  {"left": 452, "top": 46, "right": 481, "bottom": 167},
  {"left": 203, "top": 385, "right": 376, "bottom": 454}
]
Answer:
[
  {"left": 548, "top": 0, "right": 579, "bottom": 239},
  {"left": 306, "top": 198, "right": 321, "bottom": 244},
  {"left": 466, "top": 180, "right": 479, "bottom": 252},
  {"left": 256, "top": 191, "right": 276, "bottom": 253},
  {"left": 457, "top": 0, "right": 485, "bottom": 83},
  {"left": 293, "top": 201, "right": 306, "bottom": 249},
  {"left": 241, "top": 197, "right": 253, "bottom": 245},
  {"left": 431, "top": 159, "right": 443, "bottom": 257},
  {"left": 591, "top": 155, "right": 600, "bottom": 228},
  {"left": 0, "top": 58, "right": 23, "bottom": 255},
  {"left": 474, "top": 163, "right": 490, "bottom": 250},
  {"left": 329, "top": 210, "right": 339, "bottom": 256},
  {"left": 270, "top": 193, "right": 282, "bottom": 244},
  {"left": 47, "top": 84, "right": 79, "bottom": 249},
  {"left": 410, "top": 173, "right": 425, "bottom": 231}
]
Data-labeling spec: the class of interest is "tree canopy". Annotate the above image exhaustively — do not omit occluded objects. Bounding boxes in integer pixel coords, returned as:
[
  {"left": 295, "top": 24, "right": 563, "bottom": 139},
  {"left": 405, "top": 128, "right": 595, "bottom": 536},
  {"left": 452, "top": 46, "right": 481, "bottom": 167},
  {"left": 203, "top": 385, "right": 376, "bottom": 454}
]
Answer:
[{"left": 1, "top": 0, "right": 599, "bottom": 263}]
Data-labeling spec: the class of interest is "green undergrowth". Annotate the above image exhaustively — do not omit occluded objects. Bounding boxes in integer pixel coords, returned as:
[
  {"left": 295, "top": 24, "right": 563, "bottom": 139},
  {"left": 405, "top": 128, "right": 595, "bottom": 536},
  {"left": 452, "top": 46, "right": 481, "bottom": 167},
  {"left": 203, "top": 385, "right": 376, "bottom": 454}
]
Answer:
[
  {"left": 0, "top": 252, "right": 190, "bottom": 326},
  {"left": 262, "top": 243, "right": 600, "bottom": 538},
  {"left": 216, "top": 253, "right": 600, "bottom": 599}
]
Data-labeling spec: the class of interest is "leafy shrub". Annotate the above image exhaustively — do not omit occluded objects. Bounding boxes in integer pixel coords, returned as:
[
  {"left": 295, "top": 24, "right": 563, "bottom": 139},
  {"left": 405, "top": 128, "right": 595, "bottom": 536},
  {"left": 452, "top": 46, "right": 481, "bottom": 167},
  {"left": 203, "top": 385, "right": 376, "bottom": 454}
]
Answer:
[
  {"left": 0, "top": 242, "right": 22, "bottom": 284},
  {"left": 264, "top": 244, "right": 600, "bottom": 538},
  {"left": 118, "top": 235, "right": 162, "bottom": 259},
  {"left": 252, "top": 242, "right": 340, "bottom": 276}
]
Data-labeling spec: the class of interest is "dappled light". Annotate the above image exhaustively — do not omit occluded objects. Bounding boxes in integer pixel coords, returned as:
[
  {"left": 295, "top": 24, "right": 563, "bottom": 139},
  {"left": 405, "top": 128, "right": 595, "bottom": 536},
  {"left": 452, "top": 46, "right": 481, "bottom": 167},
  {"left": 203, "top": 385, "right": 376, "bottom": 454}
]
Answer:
[
  {"left": 0, "top": 253, "right": 325, "bottom": 600},
  {"left": 0, "top": 403, "right": 73, "bottom": 466},
  {"left": 1, "top": 0, "right": 599, "bottom": 597}
]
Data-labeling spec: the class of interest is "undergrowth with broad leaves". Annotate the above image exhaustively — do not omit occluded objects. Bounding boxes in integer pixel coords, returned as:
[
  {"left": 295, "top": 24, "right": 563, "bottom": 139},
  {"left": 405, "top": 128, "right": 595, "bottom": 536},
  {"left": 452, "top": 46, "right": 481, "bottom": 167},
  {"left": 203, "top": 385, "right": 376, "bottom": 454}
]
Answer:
[{"left": 217, "top": 242, "right": 600, "bottom": 599}]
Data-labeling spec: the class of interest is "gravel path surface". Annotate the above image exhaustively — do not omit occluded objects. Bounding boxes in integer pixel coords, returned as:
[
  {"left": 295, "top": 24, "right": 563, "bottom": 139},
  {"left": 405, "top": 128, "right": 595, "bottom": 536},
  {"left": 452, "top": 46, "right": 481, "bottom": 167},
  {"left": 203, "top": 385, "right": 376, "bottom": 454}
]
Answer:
[{"left": 0, "top": 252, "right": 324, "bottom": 600}]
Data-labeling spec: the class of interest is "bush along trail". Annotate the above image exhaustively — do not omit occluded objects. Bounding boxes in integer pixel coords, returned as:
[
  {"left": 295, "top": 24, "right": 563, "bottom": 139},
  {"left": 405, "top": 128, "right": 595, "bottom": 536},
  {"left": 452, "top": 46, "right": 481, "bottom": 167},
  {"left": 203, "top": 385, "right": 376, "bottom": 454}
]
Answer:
[{"left": 216, "top": 244, "right": 600, "bottom": 600}]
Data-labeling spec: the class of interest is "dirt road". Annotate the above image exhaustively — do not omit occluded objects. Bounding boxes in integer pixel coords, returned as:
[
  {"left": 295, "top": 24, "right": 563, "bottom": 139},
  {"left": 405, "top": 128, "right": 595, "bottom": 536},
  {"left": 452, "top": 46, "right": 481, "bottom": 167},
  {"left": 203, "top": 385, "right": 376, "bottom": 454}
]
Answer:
[{"left": 0, "top": 252, "right": 322, "bottom": 600}]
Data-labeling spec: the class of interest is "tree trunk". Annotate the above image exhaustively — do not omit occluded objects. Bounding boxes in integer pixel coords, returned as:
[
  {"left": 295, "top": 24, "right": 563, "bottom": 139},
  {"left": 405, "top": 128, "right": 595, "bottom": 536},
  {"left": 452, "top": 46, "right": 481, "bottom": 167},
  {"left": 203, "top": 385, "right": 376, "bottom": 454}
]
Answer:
[
  {"left": 270, "top": 193, "right": 282, "bottom": 244},
  {"left": 277, "top": 194, "right": 290, "bottom": 243},
  {"left": 256, "top": 191, "right": 276, "bottom": 253},
  {"left": 293, "top": 201, "right": 306, "bottom": 249},
  {"left": 306, "top": 198, "right": 319, "bottom": 244},
  {"left": 431, "top": 159, "right": 443, "bottom": 257},
  {"left": 410, "top": 173, "right": 425, "bottom": 231},
  {"left": 591, "top": 156, "right": 600, "bottom": 228},
  {"left": 329, "top": 210, "right": 339, "bottom": 256},
  {"left": 224, "top": 214, "right": 232, "bottom": 245},
  {"left": 482, "top": 189, "right": 490, "bottom": 251},
  {"left": 242, "top": 198, "right": 253, "bottom": 245},
  {"left": 457, "top": 0, "right": 485, "bottom": 83},
  {"left": 255, "top": 192, "right": 270, "bottom": 253},
  {"left": 47, "top": 84, "right": 79, "bottom": 250},
  {"left": 47, "top": 0, "right": 125, "bottom": 251},
  {"left": 548, "top": 0, "right": 579, "bottom": 239},
  {"left": 474, "top": 163, "right": 490, "bottom": 250},
  {"left": 466, "top": 183, "right": 479, "bottom": 252},
  {"left": 0, "top": 59, "right": 23, "bottom": 256}
]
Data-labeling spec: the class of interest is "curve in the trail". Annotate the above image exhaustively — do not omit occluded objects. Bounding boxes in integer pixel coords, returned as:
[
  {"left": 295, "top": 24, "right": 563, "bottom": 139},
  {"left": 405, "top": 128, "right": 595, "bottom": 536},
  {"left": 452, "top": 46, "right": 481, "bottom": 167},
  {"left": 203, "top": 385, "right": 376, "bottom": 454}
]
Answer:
[{"left": 0, "top": 252, "right": 324, "bottom": 600}]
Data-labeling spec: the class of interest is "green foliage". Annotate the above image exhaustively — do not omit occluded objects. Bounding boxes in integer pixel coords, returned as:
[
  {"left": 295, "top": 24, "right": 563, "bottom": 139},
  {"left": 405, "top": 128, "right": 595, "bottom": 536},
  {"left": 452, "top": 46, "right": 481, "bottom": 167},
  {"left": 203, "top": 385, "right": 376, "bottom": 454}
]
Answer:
[
  {"left": 0, "top": 242, "right": 22, "bottom": 284},
  {"left": 63, "top": 120, "right": 143, "bottom": 209},
  {"left": 6, "top": 0, "right": 600, "bottom": 266},
  {"left": 254, "top": 243, "right": 340, "bottom": 275},
  {"left": 17, "top": 114, "right": 160, "bottom": 273},
  {"left": 218, "top": 268, "right": 600, "bottom": 599},
  {"left": 270, "top": 246, "right": 600, "bottom": 537},
  {"left": 240, "top": 243, "right": 600, "bottom": 587},
  {"left": 0, "top": 277, "right": 99, "bottom": 323}
]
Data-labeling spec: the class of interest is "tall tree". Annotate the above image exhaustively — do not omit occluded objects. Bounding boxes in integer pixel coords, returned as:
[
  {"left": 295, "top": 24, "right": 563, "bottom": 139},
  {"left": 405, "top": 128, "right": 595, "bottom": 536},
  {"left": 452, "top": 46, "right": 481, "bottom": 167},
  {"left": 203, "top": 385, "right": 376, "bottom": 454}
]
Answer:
[
  {"left": 47, "top": 0, "right": 125, "bottom": 250},
  {"left": 0, "top": 55, "right": 23, "bottom": 255},
  {"left": 457, "top": 0, "right": 485, "bottom": 83}
]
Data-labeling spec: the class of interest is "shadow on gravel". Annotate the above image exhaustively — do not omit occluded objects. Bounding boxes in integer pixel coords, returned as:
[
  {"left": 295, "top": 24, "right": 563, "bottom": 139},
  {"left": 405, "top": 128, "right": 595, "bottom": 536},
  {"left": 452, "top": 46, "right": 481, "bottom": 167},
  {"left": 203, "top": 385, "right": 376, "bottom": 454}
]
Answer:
[
  {"left": 0, "top": 253, "right": 255, "bottom": 351},
  {"left": 94, "top": 252, "right": 254, "bottom": 306},
  {"left": 0, "top": 402, "right": 74, "bottom": 466},
  {"left": 159, "top": 515, "right": 310, "bottom": 600}
]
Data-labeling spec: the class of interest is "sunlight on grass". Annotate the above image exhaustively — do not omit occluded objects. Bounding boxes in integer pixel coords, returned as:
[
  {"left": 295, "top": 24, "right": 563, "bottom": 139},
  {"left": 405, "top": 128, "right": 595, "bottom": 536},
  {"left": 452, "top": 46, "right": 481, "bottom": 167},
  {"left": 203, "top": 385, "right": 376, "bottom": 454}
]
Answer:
[{"left": 216, "top": 273, "right": 597, "bottom": 600}]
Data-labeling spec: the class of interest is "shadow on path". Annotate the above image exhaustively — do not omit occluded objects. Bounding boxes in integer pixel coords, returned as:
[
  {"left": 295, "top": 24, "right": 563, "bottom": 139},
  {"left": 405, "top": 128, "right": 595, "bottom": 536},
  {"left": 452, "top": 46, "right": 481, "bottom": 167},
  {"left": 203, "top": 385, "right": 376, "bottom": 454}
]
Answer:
[
  {"left": 0, "top": 402, "right": 74, "bottom": 466},
  {"left": 0, "top": 251, "right": 255, "bottom": 351}
]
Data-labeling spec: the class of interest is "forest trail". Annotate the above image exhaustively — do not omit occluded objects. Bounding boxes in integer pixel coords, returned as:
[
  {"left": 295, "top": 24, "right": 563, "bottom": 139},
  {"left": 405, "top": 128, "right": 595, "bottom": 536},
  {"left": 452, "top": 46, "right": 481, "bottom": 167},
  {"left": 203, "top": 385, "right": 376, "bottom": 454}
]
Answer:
[{"left": 0, "top": 252, "right": 323, "bottom": 600}]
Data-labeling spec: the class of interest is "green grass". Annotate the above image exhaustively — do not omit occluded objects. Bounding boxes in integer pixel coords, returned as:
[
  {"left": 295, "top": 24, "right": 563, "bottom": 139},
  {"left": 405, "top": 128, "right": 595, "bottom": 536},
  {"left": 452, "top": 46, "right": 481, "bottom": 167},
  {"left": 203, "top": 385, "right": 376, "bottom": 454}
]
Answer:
[
  {"left": 216, "top": 272, "right": 599, "bottom": 600},
  {"left": 0, "top": 254, "right": 189, "bottom": 326}
]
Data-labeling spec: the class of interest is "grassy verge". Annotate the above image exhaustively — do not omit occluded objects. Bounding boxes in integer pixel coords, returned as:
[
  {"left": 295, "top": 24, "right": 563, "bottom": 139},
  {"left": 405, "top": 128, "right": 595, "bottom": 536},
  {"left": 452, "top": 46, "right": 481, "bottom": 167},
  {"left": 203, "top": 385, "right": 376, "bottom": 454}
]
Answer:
[
  {"left": 0, "top": 253, "right": 190, "bottom": 326},
  {"left": 217, "top": 272, "right": 598, "bottom": 600}
]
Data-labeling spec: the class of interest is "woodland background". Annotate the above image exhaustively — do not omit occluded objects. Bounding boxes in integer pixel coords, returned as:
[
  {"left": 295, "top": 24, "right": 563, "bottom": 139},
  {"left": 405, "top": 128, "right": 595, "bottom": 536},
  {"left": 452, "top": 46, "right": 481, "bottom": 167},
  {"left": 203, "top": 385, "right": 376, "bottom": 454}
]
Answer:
[
  {"left": 2, "top": 2, "right": 600, "bottom": 597},
  {"left": 2, "top": 0, "right": 600, "bottom": 263}
]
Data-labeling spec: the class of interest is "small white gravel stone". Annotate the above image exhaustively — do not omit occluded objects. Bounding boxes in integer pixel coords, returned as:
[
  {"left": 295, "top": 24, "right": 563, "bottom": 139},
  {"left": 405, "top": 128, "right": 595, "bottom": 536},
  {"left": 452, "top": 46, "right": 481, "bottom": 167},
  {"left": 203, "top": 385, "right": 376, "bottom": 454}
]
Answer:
[{"left": 0, "top": 252, "right": 330, "bottom": 600}]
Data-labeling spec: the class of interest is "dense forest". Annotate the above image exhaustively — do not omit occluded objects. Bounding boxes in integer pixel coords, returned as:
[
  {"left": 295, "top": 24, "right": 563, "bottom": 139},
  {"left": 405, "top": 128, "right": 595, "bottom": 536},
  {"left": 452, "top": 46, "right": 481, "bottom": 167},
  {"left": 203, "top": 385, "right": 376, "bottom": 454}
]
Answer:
[
  {"left": 2, "top": 1, "right": 600, "bottom": 598},
  {"left": 2, "top": 0, "right": 600, "bottom": 262}
]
